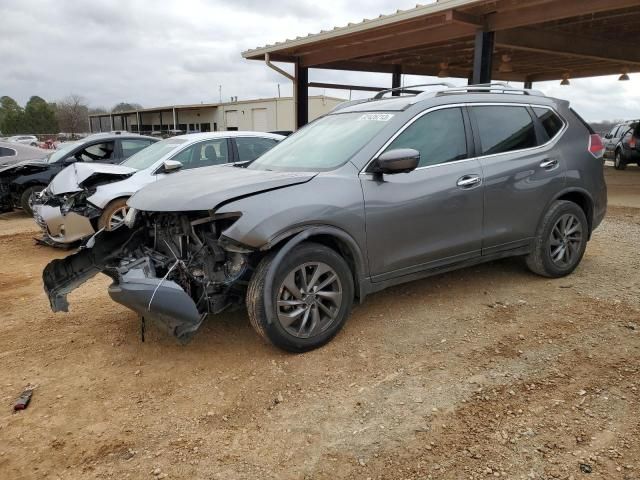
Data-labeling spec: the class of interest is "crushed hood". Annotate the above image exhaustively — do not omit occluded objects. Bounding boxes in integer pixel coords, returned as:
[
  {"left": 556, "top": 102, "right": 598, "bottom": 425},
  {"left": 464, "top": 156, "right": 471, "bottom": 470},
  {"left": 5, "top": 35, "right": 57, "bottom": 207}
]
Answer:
[
  {"left": 0, "top": 159, "right": 48, "bottom": 175},
  {"left": 49, "top": 163, "right": 137, "bottom": 195},
  {"left": 129, "top": 165, "right": 316, "bottom": 212}
]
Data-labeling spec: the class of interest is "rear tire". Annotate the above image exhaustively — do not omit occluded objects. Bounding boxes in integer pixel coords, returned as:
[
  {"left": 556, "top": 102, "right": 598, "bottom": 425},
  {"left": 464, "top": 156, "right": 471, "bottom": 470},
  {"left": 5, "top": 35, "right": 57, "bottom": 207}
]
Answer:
[
  {"left": 246, "top": 242, "right": 354, "bottom": 352},
  {"left": 20, "top": 185, "right": 44, "bottom": 216},
  {"left": 614, "top": 150, "right": 627, "bottom": 170},
  {"left": 526, "top": 200, "right": 588, "bottom": 278},
  {"left": 98, "top": 198, "right": 130, "bottom": 231}
]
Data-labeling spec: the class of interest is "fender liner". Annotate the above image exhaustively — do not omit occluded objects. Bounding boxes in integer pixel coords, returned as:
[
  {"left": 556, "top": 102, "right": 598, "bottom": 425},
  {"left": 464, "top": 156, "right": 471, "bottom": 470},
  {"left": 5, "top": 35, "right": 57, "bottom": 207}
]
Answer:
[{"left": 262, "top": 226, "right": 367, "bottom": 324}]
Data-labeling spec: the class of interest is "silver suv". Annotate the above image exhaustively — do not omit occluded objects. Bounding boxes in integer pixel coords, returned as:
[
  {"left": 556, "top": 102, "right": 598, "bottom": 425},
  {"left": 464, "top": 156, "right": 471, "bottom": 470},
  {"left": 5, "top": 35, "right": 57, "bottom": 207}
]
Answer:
[{"left": 44, "top": 83, "right": 607, "bottom": 352}]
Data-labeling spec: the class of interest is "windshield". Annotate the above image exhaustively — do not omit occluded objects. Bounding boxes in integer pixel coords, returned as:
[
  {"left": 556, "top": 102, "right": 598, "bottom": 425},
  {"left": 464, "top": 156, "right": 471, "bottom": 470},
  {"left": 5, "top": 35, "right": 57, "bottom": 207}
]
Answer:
[
  {"left": 248, "top": 112, "right": 395, "bottom": 172},
  {"left": 46, "top": 142, "right": 78, "bottom": 163},
  {"left": 122, "top": 138, "right": 187, "bottom": 170}
]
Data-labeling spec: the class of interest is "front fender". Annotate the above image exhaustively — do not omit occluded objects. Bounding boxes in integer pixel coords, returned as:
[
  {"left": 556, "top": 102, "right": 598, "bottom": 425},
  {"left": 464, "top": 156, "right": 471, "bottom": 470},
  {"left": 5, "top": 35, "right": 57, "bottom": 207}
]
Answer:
[{"left": 259, "top": 225, "right": 368, "bottom": 323}]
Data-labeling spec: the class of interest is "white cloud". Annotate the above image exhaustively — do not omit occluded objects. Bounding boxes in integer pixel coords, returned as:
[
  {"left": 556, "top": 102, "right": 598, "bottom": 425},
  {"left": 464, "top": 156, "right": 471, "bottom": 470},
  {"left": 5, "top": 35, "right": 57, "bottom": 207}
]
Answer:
[{"left": 1, "top": 0, "right": 637, "bottom": 121}]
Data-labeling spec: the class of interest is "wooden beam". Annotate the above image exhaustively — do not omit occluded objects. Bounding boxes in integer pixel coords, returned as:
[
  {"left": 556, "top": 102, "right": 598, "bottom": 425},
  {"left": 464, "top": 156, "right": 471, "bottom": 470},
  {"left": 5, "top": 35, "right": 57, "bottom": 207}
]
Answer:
[
  {"left": 447, "top": 9, "right": 485, "bottom": 27},
  {"left": 300, "top": 23, "right": 475, "bottom": 67},
  {"left": 496, "top": 26, "right": 640, "bottom": 66},
  {"left": 487, "top": 0, "right": 640, "bottom": 31},
  {"left": 528, "top": 65, "right": 640, "bottom": 82}
]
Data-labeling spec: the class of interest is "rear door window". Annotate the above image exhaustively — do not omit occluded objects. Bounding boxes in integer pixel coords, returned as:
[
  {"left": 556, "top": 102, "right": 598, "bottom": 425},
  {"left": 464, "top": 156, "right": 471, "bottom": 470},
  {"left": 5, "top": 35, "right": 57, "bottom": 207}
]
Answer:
[
  {"left": 385, "top": 107, "right": 468, "bottom": 168},
  {"left": 121, "top": 139, "right": 154, "bottom": 159},
  {"left": 472, "top": 106, "right": 537, "bottom": 155},
  {"left": 234, "top": 137, "right": 279, "bottom": 162},
  {"left": 533, "top": 107, "right": 564, "bottom": 140}
]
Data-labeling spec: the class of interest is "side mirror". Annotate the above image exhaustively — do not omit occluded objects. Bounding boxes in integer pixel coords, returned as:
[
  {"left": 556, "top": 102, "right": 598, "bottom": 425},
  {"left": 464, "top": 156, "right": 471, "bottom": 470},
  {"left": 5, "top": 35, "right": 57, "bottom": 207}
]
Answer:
[
  {"left": 372, "top": 148, "right": 420, "bottom": 174},
  {"left": 604, "top": 133, "right": 612, "bottom": 139},
  {"left": 64, "top": 156, "right": 78, "bottom": 165},
  {"left": 161, "top": 160, "right": 183, "bottom": 173}
]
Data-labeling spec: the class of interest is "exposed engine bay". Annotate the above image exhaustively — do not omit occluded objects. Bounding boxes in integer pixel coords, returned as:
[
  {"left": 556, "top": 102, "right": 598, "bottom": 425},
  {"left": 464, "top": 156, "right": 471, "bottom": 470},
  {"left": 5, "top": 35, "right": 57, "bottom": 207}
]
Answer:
[{"left": 43, "top": 210, "right": 253, "bottom": 342}]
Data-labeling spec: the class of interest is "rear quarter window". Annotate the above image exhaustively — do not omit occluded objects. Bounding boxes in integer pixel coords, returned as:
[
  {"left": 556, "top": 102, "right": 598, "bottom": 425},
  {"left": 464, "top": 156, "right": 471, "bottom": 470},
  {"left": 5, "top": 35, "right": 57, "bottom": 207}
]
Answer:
[{"left": 533, "top": 107, "right": 564, "bottom": 140}]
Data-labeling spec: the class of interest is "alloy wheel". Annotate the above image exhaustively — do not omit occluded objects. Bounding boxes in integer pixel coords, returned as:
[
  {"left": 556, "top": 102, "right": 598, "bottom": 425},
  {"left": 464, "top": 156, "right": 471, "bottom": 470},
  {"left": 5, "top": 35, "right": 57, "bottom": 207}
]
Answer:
[
  {"left": 276, "top": 261, "right": 343, "bottom": 338},
  {"left": 108, "top": 206, "right": 129, "bottom": 230},
  {"left": 549, "top": 213, "right": 583, "bottom": 268}
]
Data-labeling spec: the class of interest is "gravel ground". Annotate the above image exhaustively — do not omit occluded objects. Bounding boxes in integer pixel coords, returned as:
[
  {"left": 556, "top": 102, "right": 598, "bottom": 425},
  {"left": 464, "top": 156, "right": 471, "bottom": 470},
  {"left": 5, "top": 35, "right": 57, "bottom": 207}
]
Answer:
[{"left": 0, "top": 167, "right": 638, "bottom": 480}]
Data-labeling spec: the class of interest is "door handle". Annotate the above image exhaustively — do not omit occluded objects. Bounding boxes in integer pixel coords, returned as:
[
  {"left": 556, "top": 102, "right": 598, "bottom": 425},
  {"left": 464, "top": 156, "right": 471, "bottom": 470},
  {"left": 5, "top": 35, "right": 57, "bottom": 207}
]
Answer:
[
  {"left": 540, "top": 158, "right": 559, "bottom": 170},
  {"left": 456, "top": 174, "right": 481, "bottom": 189}
]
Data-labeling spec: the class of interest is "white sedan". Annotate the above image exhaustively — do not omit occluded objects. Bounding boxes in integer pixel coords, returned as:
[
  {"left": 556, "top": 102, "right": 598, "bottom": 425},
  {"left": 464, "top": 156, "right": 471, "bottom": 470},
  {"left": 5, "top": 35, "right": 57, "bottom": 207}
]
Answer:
[
  {"left": 8, "top": 135, "right": 39, "bottom": 146},
  {"left": 33, "top": 131, "right": 283, "bottom": 245}
]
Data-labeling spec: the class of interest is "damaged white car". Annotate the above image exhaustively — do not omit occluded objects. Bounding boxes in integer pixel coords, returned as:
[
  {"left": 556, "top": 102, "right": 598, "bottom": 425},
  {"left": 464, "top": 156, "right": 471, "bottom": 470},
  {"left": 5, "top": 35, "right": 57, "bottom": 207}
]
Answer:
[{"left": 33, "top": 132, "right": 283, "bottom": 245}]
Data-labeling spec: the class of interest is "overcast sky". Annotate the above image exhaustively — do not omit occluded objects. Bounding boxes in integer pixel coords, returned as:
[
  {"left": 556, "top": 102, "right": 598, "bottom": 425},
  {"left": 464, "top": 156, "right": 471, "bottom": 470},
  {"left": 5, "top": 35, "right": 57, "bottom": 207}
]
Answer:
[{"left": 2, "top": 0, "right": 638, "bottom": 121}]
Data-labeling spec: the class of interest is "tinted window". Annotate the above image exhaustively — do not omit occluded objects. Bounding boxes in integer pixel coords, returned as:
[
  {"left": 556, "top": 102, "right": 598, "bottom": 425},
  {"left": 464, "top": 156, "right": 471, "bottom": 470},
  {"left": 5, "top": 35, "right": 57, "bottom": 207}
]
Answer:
[
  {"left": 473, "top": 106, "right": 537, "bottom": 155},
  {"left": 235, "top": 137, "right": 278, "bottom": 162},
  {"left": 385, "top": 107, "right": 467, "bottom": 168},
  {"left": 77, "top": 141, "right": 115, "bottom": 162},
  {"left": 533, "top": 107, "right": 564, "bottom": 140},
  {"left": 171, "top": 139, "right": 229, "bottom": 170},
  {"left": 121, "top": 139, "right": 153, "bottom": 159}
]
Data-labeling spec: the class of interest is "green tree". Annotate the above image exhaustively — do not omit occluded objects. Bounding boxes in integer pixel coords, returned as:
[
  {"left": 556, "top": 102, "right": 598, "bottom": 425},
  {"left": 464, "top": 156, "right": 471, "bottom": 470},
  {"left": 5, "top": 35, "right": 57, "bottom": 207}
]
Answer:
[
  {"left": 112, "top": 102, "right": 142, "bottom": 113},
  {"left": 24, "top": 96, "right": 58, "bottom": 134},
  {"left": 0, "top": 96, "right": 25, "bottom": 134}
]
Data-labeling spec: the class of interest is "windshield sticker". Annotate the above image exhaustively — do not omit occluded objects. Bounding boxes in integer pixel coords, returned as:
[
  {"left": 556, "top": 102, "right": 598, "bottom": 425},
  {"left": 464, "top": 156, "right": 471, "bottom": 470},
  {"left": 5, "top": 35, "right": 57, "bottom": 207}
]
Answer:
[{"left": 358, "top": 113, "right": 394, "bottom": 122}]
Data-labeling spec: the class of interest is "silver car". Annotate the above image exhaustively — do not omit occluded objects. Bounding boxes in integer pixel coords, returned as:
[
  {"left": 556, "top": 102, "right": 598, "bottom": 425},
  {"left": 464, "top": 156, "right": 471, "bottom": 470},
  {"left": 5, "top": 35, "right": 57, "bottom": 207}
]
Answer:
[
  {"left": 44, "top": 84, "right": 607, "bottom": 352},
  {"left": 34, "top": 132, "right": 283, "bottom": 245}
]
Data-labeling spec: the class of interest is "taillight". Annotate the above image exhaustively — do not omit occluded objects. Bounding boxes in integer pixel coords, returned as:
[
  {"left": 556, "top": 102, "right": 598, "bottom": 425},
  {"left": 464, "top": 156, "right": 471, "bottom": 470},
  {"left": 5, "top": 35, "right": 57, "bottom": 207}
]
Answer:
[
  {"left": 630, "top": 137, "right": 637, "bottom": 149},
  {"left": 588, "top": 134, "right": 604, "bottom": 158}
]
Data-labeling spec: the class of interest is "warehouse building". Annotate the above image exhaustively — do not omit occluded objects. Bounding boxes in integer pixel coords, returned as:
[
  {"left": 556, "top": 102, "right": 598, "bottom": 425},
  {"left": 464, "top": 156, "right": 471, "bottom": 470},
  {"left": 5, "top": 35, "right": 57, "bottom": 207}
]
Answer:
[{"left": 89, "top": 95, "right": 344, "bottom": 134}]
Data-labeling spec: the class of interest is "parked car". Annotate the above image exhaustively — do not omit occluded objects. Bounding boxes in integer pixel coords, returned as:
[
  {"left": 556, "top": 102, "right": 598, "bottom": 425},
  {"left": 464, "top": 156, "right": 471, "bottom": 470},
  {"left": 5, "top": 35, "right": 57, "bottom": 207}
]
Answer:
[
  {"left": 43, "top": 83, "right": 607, "bottom": 352},
  {"left": 33, "top": 132, "right": 283, "bottom": 245},
  {"left": 603, "top": 120, "right": 640, "bottom": 169},
  {"left": 7, "top": 135, "right": 39, "bottom": 146},
  {"left": 0, "top": 134, "right": 157, "bottom": 214},
  {"left": 0, "top": 141, "right": 49, "bottom": 166}
]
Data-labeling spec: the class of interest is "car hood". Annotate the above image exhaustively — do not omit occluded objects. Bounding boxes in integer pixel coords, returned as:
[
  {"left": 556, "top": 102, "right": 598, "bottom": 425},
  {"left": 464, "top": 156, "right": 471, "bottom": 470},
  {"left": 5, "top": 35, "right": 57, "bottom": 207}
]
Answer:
[
  {"left": 129, "top": 166, "right": 317, "bottom": 212},
  {"left": 0, "top": 159, "right": 48, "bottom": 174},
  {"left": 49, "top": 163, "right": 138, "bottom": 195}
]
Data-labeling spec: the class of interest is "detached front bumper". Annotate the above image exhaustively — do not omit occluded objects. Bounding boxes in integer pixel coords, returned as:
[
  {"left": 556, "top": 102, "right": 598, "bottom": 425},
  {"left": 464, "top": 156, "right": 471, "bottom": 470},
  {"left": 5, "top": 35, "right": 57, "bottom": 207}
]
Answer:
[
  {"left": 108, "top": 263, "right": 205, "bottom": 342},
  {"left": 33, "top": 204, "right": 96, "bottom": 244}
]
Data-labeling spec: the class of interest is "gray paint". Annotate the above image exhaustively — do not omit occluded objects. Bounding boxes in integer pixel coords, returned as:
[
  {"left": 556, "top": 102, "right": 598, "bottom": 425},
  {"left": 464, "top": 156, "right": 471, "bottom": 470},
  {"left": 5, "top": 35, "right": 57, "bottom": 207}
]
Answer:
[{"left": 43, "top": 90, "right": 607, "bottom": 343}]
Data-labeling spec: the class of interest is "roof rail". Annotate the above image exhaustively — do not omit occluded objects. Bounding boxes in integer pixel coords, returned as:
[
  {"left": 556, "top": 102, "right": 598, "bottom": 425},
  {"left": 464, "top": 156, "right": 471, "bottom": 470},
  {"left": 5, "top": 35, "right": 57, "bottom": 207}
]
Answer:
[
  {"left": 436, "top": 82, "right": 545, "bottom": 97},
  {"left": 373, "top": 82, "right": 455, "bottom": 100}
]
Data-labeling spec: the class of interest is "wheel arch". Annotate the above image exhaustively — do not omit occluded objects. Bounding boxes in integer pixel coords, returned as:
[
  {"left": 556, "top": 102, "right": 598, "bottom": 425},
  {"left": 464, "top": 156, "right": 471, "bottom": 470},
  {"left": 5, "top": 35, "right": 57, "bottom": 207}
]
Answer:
[
  {"left": 546, "top": 188, "right": 595, "bottom": 237},
  {"left": 260, "top": 225, "right": 367, "bottom": 324}
]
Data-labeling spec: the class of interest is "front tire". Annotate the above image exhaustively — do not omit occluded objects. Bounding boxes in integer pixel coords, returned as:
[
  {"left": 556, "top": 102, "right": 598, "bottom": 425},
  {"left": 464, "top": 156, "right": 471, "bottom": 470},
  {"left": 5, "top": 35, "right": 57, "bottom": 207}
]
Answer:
[
  {"left": 20, "top": 185, "right": 44, "bottom": 216},
  {"left": 98, "top": 198, "right": 129, "bottom": 231},
  {"left": 614, "top": 150, "right": 627, "bottom": 170},
  {"left": 526, "top": 200, "right": 588, "bottom": 278},
  {"left": 246, "top": 242, "right": 354, "bottom": 352}
]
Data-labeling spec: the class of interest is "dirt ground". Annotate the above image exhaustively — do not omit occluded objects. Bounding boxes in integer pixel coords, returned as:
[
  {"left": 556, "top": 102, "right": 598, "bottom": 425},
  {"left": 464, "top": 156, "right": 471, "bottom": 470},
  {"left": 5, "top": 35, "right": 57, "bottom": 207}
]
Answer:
[{"left": 0, "top": 166, "right": 639, "bottom": 480}]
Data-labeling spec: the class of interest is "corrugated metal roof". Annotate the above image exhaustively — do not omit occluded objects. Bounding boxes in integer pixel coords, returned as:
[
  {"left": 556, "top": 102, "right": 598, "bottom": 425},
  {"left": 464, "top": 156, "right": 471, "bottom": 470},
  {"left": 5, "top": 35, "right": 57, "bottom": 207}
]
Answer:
[{"left": 242, "top": 0, "right": 489, "bottom": 58}]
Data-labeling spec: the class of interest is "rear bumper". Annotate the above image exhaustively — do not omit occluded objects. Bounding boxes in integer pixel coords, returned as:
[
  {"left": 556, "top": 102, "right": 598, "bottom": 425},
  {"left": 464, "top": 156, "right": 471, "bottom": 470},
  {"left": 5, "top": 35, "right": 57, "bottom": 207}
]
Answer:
[
  {"left": 108, "top": 264, "right": 205, "bottom": 342},
  {"left": 33, "top": 204, "right": 96, "bottom": 244}
]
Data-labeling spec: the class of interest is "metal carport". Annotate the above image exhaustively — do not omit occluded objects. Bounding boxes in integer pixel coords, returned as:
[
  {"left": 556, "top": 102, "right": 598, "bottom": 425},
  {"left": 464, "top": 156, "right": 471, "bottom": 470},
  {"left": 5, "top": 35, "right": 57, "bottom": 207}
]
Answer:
[{"left": 242, "top": 0, "right": 640, "bottom": 129}]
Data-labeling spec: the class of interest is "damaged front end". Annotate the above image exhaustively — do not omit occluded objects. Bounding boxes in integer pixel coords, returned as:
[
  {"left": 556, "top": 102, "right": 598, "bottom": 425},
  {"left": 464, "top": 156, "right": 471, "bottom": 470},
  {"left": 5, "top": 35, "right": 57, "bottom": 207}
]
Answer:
[
  {"left": 33, "top": 188, "right": 102, "bottom": 245},
  {"left": 43, "top": 210, "right": 252, "bottom": 342},
  {"left": 34, "top": 166, "right": 136, "bottom": 245}
]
